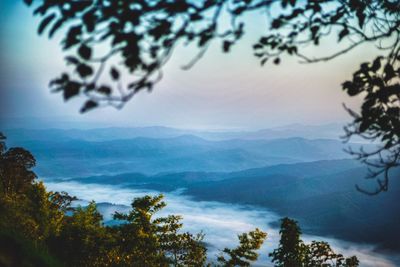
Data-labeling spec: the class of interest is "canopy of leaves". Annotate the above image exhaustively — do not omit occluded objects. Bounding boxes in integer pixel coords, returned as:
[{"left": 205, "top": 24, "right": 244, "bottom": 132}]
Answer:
[
  {"left": 217, "top": 228, "right": 267, "bottom": 266},
  {"left": 0, "top": 134, "right": 268, "bottom": 266},
  {"left": 270, "top": 217, "right": 359, "bottom": 267}
]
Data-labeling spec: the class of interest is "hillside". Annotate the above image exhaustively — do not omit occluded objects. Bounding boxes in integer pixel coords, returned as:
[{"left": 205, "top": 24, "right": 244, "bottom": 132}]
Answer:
[
  {"left": 6, "top": 135, "right": 361, "bottom": 177},
  {"left": 70, "top": 160, "right": 400, "bottom": 252}
]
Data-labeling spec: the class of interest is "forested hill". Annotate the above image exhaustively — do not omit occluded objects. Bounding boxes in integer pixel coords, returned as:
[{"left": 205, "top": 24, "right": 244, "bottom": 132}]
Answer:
[
  {"left": 70, "top": 159, "right": 400, "bottom": 252},
  {"left": 4, "top": 130, "right": 370, "bottom": 177}
]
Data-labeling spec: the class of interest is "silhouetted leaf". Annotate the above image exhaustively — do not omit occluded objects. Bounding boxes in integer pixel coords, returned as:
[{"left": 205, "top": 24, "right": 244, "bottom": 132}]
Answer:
[
  {"left": 287, "top": 46, "right": 297, "bottom": 55},
  {"left": 63, "top": 26, "right": 82, "bottom": 49},
  {"left": 98, "top": 86, "right": 111, "bottom": 95},
  {"left": 110, "top": 68, "right": 120, "bottom": 80},
  {"left": 330, "top": 9, "right": 344, "bottom": 23},
  {"left": 64, "top": 81, "right": 81, "bottom": 100},
  {"left": 272, "top": 19, "right": 281, "bottom": 29},
  {"left": 356, "top": 10, "right": 365, "bottom": 28},
  {"left": 65, "top": 56, "right": 80, "bottom": 65},
  {"left": 223, "top": 41, "right": 232, "bottom": 53},
  {"left": 83, "top": 11, "right": 96, "bottom": 32},
  {"left": 384, "top": 64, "right": 395, "bottom": 81},
  {"left": 38, "top": 14, "right": 56, "bottom": 35},
  {"left": 261, "top": 58, "right": 268, "bottom": 66},
  {"left": 97, "top": 85, "right": 111, "bottom": 95},
  {"left": 78, "top": 45, "right": 92, "bottom": 60},
  {"left": 310, "top": 26, "right": 319, "bottom": 38},
  {"left": 371, "top": 57, "right": 382, "bottom": 72},
  {"left": 80, "top": 100, "right": 98, "bottom": 113},
  {"left": 49, "top": 19, "right": 64, "bottom": 38},
  {"left": 23, "top": 0, "right": 33, "bottom": 6},
  {"left": 85, "top": 83, "right": 95, "bottom": 92},
  {"left": 77, "top": 64, "right": 93, "bottom": 78},
  {"left": 342, "top": 81, "right": 359, "bottom": 96},
  {"left": 338, "top": 27, "right": 349, "bottom": 41}
]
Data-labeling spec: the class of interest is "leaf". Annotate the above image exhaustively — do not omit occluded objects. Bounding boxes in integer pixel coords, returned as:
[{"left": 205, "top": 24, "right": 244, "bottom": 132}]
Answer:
[
  {"left": 259, "top": 37, "right": 270, "bottom": 45},
  {"left": 356, "top": 10, "right": 365, "bottom": 28},
  {"left": 49, "top": 19, "right": 64, "bottom": 38},
  {"left": 38, "top": 14, "right": 56, "bottom": 35},
  {"left": 371, "top": 57, "right": 382, "bottom": 72},
  {"left": 384, "top": 64, "right": 395, "bottom": 81},
  {"left": 342, "top": 81, "right": 360, "bottom": 96},
  {"left": 271, "top": 19, "right": 281, "bottom": 29},
  {"left": 223, "top": 41, "right": 232, "bottom": 53},
  {"left": 80, "top": 100, "right": 98, "bottom": 113},
  {"left": 77, "top": 64, "right": 93, "bottom": 78},
  {"left": 338, "top": 27, "right": 349, "bottom": 41},
  {"left": 65, "top": 56, "right": 80, "bottom": 65},
  {"left": 23, "top": 0, "right": 33, "bottom": 6},
  {"left": 63, "top": 81, "right": 81, "bottom": 100},
  {"left": 287, "top": 46, "right": 297, "bottom": 55},
  {"left": 261, "top": 58, "right": 268, "bottom": 66},
  {"left": 85, "top": 83, "right": 95, "bottom": 92},
  {"left": 110, "top": 67, "right": 120, "bottom": 80},
  {"left": 78, "top": 44, "right": 92, "bottom": 60},
  {"left": 253, "top": 43, "right": 263, "bottom": 50},
  {"left": 83, "top": 11, "right": 96, "bottom": 32},
  {"left": 98, "top": 86, "right": 111, "bottom": 95},
  {"left": 63, "top": 26, "right": 82, "bottom": 49},
  {"left": 310, "top": 26, "right": 319, "bottom": 38},
  {"left": 233, "top": 6, "right": 245, "bottom": 15},
  {"left": 198, "top": 32, "right": 212, "bottom": 47},
  {"left": 330, "top": 10, "right": 344, "bottom": 23}
]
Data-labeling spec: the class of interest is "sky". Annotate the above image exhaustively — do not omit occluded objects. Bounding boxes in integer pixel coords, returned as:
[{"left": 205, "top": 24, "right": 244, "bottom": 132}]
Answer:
[{"left": 0, "top": 0, "right": 381, "bottom": 130}]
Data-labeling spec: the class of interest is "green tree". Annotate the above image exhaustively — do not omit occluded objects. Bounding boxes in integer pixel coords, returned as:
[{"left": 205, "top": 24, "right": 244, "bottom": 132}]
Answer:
[
  {"left": 0, "top": 141, "right": 36, "bottom": 196},
  {"left": 304, "top": 241, "right": 359, "bottom": 267},
  {"left": 0, "top": 133, "right": 75, "bottom": 243},
  {"left": 155, "top": 215, "right": 207, "bottom": 267},
  {"left": 0, "top": 133, "right": 74, "bottom": 266},
  {"left": 217, "top": 228, "right": 267, "bottom": 267},
  {"left": 112, "top": 195, "right": 170, "bottom": 266},
  {"left": 49, "top": 201, "right": 111, "bottom": 267},
  {"left": 270, "top": 217, "right": 306, "bottom": 267},
  {"left": 112, "top": 194, "right": 208, "bottom": 266},
  {"left": 270, "top": 217, "right": 359, "bottom": 267}
]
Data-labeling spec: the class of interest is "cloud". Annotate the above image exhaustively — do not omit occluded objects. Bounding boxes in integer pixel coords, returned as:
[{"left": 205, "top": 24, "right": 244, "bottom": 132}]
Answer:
[{"left": 45, "top": 181, "right": 399, "bottom": 267}]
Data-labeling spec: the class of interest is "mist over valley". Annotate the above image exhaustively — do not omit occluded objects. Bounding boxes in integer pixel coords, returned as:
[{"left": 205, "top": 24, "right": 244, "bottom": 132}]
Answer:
[{"left": 3, "top": 124, "right": 399, "bottom": 266}]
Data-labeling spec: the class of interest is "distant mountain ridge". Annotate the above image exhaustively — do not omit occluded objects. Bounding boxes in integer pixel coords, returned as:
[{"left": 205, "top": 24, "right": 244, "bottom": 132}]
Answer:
[
  {"left": 68, "top": 159, "right": 362, "bottom": 188},
  {"left": 67, "top": 159, "right": 400, "bottom": 252},
  {"left": 9, "top": 133, "right": 365, "bottom": 177},
  {"left": 3, "top": 123, "right": 347, "bottom": 142},
  {"left": 4, "top": 125, "right": 395, "bottom": 252}
]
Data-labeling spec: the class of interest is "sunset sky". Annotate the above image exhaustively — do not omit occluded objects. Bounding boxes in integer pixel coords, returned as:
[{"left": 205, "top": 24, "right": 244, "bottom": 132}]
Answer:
[{"left": 0, "top": 0, "right": 381, "bottom": 130}]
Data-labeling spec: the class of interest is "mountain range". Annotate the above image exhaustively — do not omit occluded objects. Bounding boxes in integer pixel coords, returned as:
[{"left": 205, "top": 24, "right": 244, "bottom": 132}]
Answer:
[
  {"left": 68, "top": 159, "right": 400, "bottom": 252},
  {"left": 7, "top": 134, "right": 363, "bottom": 177}
]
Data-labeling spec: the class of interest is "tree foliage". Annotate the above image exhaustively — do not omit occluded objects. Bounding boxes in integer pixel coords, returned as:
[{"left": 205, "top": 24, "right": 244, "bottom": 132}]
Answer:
[
  {"left": 23, "top": 0, "right": 400, "bottom": 193},
  {"left": 270, "top": 217, "right": 359, "bottom": 267},
  {"left": 269, "top": 217, "right": 306, "bottom": 267},
  {"left": 217, "top": 228, "right": 267, "bottom": 267},
  {"left": 0, "top": 133, "right": 269, "bottom": 267}
]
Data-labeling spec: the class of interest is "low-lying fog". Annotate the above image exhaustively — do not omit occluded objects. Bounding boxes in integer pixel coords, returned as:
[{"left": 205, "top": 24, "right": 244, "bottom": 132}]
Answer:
[{"left": 46, "top": 181, "right": 399, "bottom": 267}]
